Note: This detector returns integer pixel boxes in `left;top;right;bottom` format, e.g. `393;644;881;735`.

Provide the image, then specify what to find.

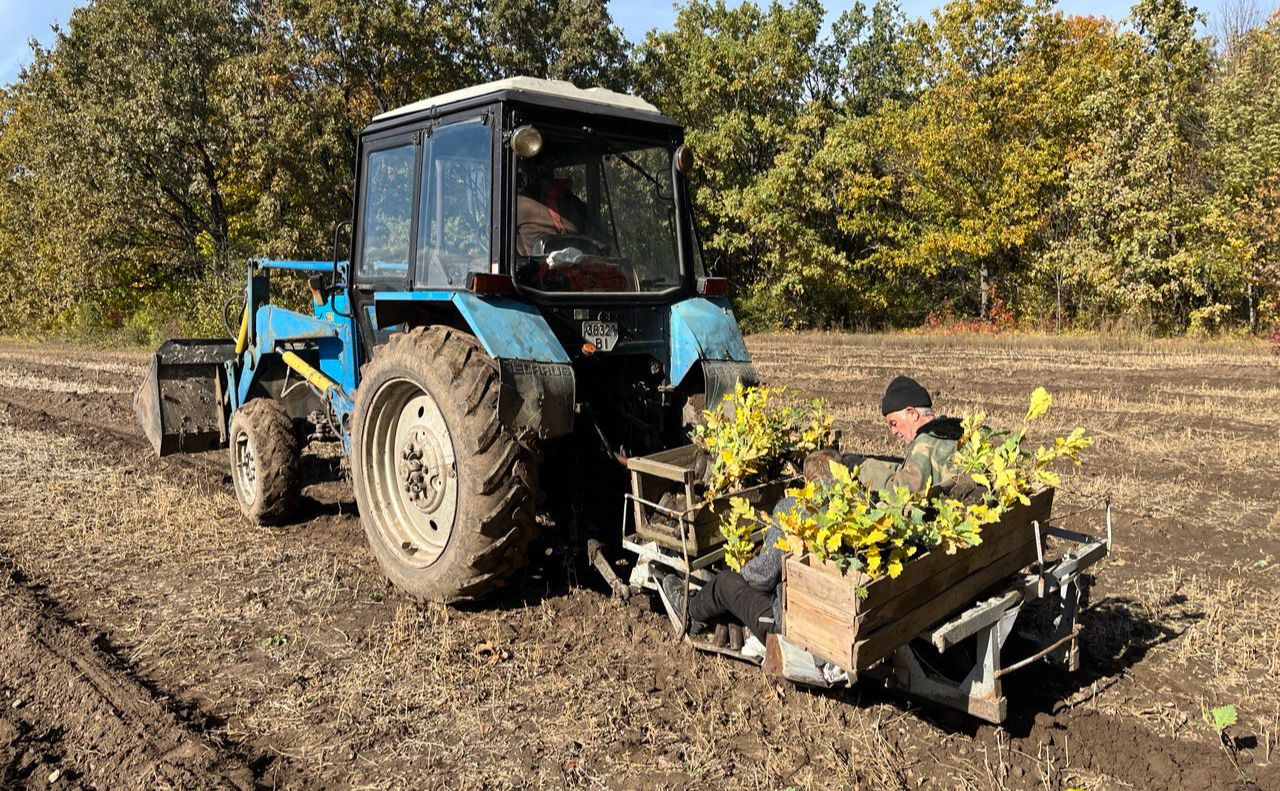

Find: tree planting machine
136;77;1110;723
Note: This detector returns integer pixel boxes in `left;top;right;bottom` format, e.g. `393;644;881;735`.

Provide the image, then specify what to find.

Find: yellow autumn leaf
1025;387;1051;422
830;460;853;484
863;528;889;546
1034;468;1061;487
865;547;881;574
886;549;905;578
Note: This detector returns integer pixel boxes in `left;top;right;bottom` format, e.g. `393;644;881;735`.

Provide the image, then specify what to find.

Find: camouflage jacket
855;416;964;495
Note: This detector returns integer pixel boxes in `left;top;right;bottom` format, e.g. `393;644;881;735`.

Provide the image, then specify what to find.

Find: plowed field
0;333;1276;790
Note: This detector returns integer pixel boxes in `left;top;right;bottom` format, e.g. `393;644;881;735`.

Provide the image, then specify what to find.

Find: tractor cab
351;76;694;303
349;77;752;456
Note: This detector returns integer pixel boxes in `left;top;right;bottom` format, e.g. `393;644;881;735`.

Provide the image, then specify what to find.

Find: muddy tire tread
230;398;301;525
351;326;540;603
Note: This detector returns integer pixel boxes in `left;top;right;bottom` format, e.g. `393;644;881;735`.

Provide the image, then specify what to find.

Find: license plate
582;321;619;352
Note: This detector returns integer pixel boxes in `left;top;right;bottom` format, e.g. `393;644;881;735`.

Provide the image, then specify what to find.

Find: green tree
1202;11;1280;330
1058;0;1216;330
0;0;634;338
475;0;632;89
233;0;479;262
0;0;254;337
824;0;1110;322
636;0;864;328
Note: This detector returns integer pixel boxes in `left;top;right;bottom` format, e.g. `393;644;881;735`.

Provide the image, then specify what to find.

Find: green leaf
1208;704;1238;730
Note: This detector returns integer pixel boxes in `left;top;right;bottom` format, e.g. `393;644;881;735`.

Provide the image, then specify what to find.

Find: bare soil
0;333;1277;790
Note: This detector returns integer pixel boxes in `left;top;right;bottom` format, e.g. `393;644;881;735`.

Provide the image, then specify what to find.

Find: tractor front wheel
229;398;302;525
351;326;539;603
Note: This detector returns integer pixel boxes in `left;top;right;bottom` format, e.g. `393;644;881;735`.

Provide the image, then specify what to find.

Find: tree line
0;0;1277;339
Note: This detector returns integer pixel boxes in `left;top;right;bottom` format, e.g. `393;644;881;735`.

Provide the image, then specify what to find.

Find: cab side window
359;142;416;279
417;120;491;287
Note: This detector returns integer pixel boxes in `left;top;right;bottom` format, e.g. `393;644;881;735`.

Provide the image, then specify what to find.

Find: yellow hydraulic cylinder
280;351;336;394
234;304;250;355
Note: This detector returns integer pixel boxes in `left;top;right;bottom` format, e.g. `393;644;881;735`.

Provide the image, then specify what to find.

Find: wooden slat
634;478;793;554
853;517;1038;634
783;519;1034;642
873;489;1050;608
780;488;1055;675
850;541;1038;671
627;444;701;480
783;595;856;667
853;488;1052;613
784;556;861;612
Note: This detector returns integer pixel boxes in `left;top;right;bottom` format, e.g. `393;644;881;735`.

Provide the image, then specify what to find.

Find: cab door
350;129;422;362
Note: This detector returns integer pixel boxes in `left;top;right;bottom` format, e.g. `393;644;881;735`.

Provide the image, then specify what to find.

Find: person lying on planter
845;376;963;495
661;449;842;641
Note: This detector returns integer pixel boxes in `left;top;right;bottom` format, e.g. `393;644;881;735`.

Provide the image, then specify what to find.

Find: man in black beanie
849;376;964;494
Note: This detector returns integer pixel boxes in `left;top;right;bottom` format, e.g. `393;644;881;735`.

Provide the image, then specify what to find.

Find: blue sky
0;0;1178;86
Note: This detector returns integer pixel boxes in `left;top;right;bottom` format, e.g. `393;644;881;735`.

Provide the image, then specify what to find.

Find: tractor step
134;339;237;456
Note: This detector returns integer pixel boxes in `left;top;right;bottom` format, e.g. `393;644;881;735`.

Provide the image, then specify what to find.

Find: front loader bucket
134;339;237;456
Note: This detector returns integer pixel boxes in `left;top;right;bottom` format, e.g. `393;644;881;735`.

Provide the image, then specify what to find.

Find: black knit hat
881;376;932;415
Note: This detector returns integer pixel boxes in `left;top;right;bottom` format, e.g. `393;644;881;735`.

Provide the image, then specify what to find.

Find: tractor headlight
511;125;543;159
674;144;695;173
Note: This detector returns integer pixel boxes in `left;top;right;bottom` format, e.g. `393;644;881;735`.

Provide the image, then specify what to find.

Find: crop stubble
0;334;1276;790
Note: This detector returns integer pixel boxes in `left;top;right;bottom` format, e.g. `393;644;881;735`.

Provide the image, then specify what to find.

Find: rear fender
372;292;575;442
669;296;757;408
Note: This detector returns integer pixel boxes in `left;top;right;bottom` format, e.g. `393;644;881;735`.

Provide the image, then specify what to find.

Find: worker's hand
840;452;867;469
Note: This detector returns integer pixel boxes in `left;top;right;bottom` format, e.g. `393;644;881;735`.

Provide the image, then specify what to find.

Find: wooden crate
781;488;1054;673
628;444;795;555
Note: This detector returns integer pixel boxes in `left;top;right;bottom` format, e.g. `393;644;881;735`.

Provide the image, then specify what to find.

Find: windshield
514;132;683;294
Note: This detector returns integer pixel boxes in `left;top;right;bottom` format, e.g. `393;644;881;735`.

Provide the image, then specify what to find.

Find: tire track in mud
0;563;256;790
0;385;262;788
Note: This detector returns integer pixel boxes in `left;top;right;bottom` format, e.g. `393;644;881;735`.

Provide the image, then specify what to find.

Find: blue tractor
135;77;758;602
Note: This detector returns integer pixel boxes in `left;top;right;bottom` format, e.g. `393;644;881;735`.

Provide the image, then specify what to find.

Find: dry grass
0;348;145;377
0;365;132;395
0;332;1277;788
0;416;934;788
759;328;1276;356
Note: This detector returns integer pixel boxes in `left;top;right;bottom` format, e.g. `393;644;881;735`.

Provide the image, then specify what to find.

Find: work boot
660;574;707;635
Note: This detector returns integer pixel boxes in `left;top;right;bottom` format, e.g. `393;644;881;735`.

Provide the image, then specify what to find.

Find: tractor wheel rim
232;428;256;503
366;378;458;567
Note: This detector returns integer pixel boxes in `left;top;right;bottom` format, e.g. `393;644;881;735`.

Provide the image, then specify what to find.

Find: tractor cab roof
366;76;677;133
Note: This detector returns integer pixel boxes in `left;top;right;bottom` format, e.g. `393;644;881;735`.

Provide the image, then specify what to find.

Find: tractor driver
515;155;630;291
515;157;603;258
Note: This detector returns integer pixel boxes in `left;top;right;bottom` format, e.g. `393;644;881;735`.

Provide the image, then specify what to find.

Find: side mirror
332;219;352;289
674;144;695;174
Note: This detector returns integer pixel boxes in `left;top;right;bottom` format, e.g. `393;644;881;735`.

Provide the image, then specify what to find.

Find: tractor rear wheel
229;398;302;525
351;326;539;603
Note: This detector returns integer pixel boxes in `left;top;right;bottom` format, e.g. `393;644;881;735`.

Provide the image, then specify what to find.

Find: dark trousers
687;570;776;642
